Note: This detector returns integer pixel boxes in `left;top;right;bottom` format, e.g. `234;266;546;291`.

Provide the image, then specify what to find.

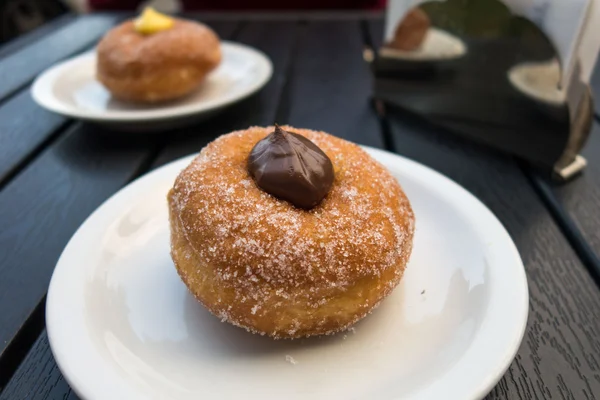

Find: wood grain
551;123;600;249
0;19;243;363
0;19;385;399
390;110;600;400
0;333;79;400
591;62;600;118
552;45;600;273
0;90;68;184
0;14;75;59
369;18;600;399
285;20;383;148
0;19;237;190
544;123;600;273
0;18;250;397
0;123;159;362
557;48;600;264
0;14;134;186
0;20;295;398
0;14;123;102
2;15;600;400
151;20;296;168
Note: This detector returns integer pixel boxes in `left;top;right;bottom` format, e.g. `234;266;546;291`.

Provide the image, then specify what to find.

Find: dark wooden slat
0;14;122;102
0;123;159;364
386;110;600;400
0;14;75;59
153;19;384;163
5;14;598;400
388;108;600;399
0;18;384;399
187;19;240;38
0;333;78;400
0;20;238;190
591;62;600;118
285;20;383;148
0;19;293;399
368;18;600;399
542;123;600;278
151;20;296;167
0;17;241;370
0;90;68;184
0;14;133;186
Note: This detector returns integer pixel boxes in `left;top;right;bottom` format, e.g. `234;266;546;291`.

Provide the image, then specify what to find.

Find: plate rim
31;41;273;122
507;59;565;106
46;147;529;400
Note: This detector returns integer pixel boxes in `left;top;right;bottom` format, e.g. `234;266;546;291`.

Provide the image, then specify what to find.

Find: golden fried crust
168;126;415;338
96;19;221;102
389;8;430;51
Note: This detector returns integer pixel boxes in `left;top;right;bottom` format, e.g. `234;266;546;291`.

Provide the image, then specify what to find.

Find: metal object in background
371;0;595;180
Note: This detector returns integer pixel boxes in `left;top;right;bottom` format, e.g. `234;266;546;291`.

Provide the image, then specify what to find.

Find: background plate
31;42;272;130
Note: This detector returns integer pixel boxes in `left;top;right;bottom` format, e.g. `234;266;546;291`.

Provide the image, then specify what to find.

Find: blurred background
0;0;387;45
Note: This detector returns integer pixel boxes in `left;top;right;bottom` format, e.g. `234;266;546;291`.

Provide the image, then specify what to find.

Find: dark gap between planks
0;121;167;394
0;20;247;384
0;36;112;185
229;20;248;40
122;20;246;179
0;15;130;108
358;19;397;153
0;20;300;383
1;19;320;399
0;16;132;191
0;14;75;59
0;19;296;386
2;15;600;400
0;296;45;392
0;119;74;191
273;21;305;123
359;16;600;289
521;163;600;287
0;18;237;388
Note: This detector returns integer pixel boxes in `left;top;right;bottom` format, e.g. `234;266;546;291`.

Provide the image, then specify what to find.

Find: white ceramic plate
31;42;272;130
508;58;565;106
46;147;528;400
379;28;467;61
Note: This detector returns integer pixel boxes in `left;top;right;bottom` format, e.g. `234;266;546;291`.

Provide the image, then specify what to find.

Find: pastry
168;126;415;338
96;7;221;102
387;8;431;51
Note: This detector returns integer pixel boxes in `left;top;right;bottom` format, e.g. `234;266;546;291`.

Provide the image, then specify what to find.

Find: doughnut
96;9;221;103
168;126;415;338
388;8;431;51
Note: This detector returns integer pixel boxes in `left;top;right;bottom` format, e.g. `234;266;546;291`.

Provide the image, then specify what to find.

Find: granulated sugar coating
168;126;415;339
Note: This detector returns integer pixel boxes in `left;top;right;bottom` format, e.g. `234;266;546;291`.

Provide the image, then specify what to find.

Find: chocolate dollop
248;126;335;209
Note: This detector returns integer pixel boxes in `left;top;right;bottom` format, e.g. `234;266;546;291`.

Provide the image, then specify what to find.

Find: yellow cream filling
134;7;174;34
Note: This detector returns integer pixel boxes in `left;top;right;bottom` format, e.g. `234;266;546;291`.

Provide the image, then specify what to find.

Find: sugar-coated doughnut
168;126;415;338
97;17;221;102
388;8;430;51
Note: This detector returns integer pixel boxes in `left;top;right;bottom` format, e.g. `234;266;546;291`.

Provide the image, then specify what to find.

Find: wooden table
1;12;600;400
